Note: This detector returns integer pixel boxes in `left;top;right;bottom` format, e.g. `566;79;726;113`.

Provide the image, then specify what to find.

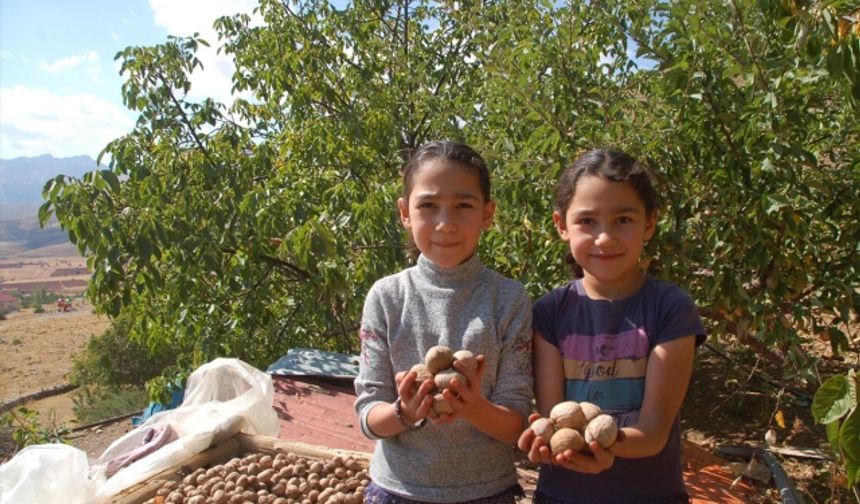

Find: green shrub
71;314;180;393
0;407;69;460
27;286;47;313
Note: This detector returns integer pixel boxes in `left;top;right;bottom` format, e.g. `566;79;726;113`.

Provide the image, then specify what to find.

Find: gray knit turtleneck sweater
354;254;533;503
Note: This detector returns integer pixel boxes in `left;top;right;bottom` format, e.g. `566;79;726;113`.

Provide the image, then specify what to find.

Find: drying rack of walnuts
110;434;371;504
529;401;619;456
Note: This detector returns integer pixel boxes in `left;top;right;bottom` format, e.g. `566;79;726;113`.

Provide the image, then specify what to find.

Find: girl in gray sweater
354;141;534;503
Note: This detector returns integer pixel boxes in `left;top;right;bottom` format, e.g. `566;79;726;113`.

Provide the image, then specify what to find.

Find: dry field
0;242;91;294
0;305;110;414
0;244;108;424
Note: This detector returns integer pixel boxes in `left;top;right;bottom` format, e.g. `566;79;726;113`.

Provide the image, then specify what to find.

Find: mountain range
0;154;97;206
0;154;98;254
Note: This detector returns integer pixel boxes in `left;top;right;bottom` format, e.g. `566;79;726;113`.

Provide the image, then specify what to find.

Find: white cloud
0;50;14;60
37;51;102;83
0;85;135;159
148;0;259;37
147;0;261;104
37;50;98;73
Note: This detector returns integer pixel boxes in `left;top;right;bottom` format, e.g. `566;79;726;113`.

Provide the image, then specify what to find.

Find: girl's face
398;158;495;269
553;174;657;299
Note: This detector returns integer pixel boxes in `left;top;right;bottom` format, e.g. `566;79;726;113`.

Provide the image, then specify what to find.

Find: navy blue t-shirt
532;277;705;503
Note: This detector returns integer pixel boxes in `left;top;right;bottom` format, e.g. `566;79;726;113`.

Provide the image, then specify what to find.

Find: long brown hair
554;149;660;277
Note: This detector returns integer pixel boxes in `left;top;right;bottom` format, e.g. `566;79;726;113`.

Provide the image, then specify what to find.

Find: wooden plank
769;446;831;460
235;433;372;467
716;444;831;461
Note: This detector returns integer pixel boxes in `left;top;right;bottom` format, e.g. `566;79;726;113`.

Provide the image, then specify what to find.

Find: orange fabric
683;440;760;503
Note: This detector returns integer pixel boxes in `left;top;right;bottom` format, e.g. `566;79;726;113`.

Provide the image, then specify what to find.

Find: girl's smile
553;174;656;300
398;158;495;269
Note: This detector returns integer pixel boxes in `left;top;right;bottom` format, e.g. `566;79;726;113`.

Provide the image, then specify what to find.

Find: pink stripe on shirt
557;327;650;361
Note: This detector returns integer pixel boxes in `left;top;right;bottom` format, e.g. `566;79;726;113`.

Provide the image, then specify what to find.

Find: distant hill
0;154;98;254
0;154;97;205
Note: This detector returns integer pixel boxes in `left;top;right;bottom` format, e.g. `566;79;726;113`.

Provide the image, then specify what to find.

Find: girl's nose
594;231;613;246
436;211;456;232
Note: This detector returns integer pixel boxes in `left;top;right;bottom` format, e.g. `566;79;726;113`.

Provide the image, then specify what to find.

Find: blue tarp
266;348;360;379
131;382;185;426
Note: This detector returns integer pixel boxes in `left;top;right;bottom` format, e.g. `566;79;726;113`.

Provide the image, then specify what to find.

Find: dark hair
402;140;491;201
554;149;660;277
401;140;491;259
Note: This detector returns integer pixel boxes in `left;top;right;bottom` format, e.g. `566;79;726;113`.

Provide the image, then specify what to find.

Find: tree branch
698;307;785;367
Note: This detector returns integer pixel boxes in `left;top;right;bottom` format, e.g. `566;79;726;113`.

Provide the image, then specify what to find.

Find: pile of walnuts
146;451;369;504
529;401;619;455
409;345;478;417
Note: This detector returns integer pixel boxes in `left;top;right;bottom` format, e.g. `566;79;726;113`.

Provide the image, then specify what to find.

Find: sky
0;0;260;160
0;1;652;162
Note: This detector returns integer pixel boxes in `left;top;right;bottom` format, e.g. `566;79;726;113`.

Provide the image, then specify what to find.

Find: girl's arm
445;356;526;445
446;288;535;445
522;334;695;470
534;330;565;416
457;400;525;445
355;287;436;439
517;331;565;462
365;374;435;438
614;335;696;458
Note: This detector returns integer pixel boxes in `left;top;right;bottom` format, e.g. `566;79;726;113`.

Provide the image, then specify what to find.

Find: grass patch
72;386;148;425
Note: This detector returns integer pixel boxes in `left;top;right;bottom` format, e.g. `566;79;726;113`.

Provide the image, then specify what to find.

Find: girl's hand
553;430;626;473
518;416;626;470
441;354;486;416
427;409;458;425
396;370;435;425
517;413;555;464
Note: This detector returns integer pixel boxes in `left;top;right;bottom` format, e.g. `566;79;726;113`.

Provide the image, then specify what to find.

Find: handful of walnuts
529;401;619;456
408;345;478;417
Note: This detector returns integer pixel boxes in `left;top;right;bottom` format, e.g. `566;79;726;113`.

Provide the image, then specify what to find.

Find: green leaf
848;463;860;491
101;170;121;193
840;407;860;486
137;237;153;263
765;195;790;214
826;420;841;455
812;373;856;424
38;202;53;227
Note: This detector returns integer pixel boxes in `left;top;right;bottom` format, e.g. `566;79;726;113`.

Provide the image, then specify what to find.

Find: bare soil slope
0;305;110;406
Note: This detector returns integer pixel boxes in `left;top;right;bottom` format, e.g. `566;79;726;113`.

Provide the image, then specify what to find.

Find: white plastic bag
0;443;99;504
0;358;279;503
93;358;279;500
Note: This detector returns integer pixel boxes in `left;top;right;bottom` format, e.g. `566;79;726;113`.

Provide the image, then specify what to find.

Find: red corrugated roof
272;375;375;453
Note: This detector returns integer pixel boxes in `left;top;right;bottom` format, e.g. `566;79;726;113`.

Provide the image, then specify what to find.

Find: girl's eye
418;202;436;209
618;216;633;224
575;218;594;226
457;203;475;209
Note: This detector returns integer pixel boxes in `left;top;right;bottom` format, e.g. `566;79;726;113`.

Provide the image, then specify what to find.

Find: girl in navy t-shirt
518;149;705;504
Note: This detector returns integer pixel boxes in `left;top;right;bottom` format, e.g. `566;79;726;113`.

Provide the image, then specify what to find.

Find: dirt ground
0;248;119;457
0;304;110;407
682;344;850;503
